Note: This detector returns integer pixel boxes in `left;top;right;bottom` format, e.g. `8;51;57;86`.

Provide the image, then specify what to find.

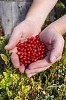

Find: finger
11;53;20;68
25;66;50;75
56;55;62;61
19;65;25;73
27;73;36;78
28;56;51;70
26;55;62;77
10;48;20;68
50;37;64;63
46;44;52;51
4;29;22;50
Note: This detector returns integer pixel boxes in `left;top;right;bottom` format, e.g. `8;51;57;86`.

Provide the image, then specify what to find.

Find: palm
40;27;64;62
6;20;41;73
25;27;64;78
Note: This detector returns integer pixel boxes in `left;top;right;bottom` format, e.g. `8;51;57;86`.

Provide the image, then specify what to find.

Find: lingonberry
19;55;23;59
27;60;31;64
20;62;22;66
34;49;37;53
27;57;30;60
16;35;46;67
16;51;21;55
24;52;27;56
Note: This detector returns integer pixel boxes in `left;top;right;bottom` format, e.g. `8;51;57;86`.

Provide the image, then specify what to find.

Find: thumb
5;40;17;50
50;43;63;63
50;49;58;63
4;29;21;50
50;34;64;63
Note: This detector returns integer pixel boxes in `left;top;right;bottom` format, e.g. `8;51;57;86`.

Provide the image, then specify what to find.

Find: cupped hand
4;20;41;72
25;26;64;78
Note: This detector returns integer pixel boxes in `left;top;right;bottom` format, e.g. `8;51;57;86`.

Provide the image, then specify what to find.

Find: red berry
16;35;46;67
27;57;30;60
24;63;28;67
38;52;41;55
27;60;31;64
17;47;21;51
20;43;24;47
27;53;31;57
20;62;22;66
23;57;26;61
19;55;23;59
27;51;31;54
40;55;44;59
34;49;37;53
24;52;27;56
17;52;21;55
23;49;26;52
24;61;28;64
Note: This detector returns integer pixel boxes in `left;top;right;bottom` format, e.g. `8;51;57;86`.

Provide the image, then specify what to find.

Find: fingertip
50;55;56;63
4;44;14;50
4;44;9;50
11;52;20;68
19;65;25;73
27;75;31;78
14;65;19;69
27;73;36;78
25;69;30;74
5;39;17;50
13;62;20;69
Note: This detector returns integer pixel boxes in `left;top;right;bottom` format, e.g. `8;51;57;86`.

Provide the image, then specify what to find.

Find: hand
25;26;64;78
5;20;41;72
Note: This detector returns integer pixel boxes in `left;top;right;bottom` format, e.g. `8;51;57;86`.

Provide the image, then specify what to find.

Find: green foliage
55;1;66;18
0;36;66;100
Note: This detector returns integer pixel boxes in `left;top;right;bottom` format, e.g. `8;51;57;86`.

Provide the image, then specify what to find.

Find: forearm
50;14;66;35
25;0;58;28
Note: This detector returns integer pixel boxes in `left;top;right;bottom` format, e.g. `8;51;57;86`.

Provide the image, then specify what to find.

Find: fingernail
4;45;8;49
27;74;32;78
51;56;56;63
19;65;25;73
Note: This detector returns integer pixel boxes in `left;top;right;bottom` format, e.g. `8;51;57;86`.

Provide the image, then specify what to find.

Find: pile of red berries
16;35;46;67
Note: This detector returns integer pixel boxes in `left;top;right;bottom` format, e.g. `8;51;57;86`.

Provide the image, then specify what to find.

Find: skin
4;0;65;77
49;14;66;35
5;20;41;71
25;15;66;78
25;0;58;27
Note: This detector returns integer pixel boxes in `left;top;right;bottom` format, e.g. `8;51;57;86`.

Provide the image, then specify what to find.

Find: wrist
23;19;41;35
25;18;42;31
